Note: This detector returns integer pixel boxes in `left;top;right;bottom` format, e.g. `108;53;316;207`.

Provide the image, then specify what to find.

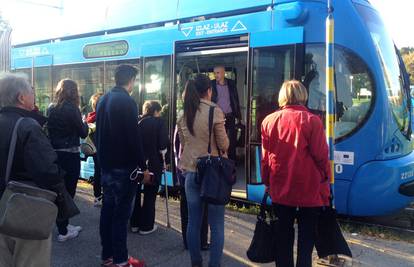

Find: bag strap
5;117;25;184
207;106;214;155
258;191;269;220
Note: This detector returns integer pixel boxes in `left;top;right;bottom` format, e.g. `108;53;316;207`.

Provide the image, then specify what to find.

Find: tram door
174;36;249;198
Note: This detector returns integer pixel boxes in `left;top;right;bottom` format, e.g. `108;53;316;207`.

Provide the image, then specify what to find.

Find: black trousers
56;151;80;235
180;185;208;249
273;204;320;267
225;114;237;162
130;184;158;231
92;154;102;198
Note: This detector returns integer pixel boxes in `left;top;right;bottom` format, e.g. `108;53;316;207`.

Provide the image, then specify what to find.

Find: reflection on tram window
303;44;374;139
54;63;104;114
143;56;171;124
105;60;140;109
251;46;294;142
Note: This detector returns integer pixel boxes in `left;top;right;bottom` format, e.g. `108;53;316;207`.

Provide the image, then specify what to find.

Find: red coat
261;105;330;207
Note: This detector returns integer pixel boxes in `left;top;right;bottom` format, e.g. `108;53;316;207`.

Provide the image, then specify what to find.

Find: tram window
34;67;52;115
303;44;374;139
53;63;104;114
143;56;171;123
105;60;140;109
251;46;295;142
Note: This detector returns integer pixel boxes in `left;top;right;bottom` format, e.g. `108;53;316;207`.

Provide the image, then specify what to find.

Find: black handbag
315;195;352;258
246;192;278;263
196;106;236;205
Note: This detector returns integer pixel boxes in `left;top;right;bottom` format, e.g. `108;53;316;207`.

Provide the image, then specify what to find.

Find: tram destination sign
83;40;128;59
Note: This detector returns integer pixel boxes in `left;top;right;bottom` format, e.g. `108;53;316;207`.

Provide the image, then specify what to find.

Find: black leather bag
54;183;80;221
196;106;236;205
315;195;352;258
246;192;278;263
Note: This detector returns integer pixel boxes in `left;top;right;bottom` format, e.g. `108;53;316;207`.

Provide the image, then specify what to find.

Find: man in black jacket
211;65;242;162
96;64;147;267
0;73;65;267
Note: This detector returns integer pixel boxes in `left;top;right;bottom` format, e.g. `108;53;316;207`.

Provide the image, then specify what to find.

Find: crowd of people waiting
0;64;330;267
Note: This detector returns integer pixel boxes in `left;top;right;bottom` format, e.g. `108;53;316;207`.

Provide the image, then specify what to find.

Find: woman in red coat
261;80;330;267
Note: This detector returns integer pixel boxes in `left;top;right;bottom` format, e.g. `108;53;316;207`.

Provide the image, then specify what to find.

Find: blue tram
10;0;414;216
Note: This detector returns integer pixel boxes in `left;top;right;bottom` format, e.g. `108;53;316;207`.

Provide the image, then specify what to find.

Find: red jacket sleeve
261;120;270;186
309;116;331;182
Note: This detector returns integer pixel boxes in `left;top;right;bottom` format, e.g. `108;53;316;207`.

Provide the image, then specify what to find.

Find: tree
401;47;414;85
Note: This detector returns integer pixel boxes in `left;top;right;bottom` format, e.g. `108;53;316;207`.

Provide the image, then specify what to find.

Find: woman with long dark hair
177;74;229;267
48;79;89;242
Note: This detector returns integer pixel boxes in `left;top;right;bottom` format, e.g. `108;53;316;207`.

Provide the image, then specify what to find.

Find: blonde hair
278;80;308;107
89;92;103;111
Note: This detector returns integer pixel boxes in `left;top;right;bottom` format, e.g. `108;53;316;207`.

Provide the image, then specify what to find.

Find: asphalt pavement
50;183;414;267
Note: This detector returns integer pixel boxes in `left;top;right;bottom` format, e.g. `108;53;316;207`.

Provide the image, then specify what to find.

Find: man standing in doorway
212;65;242;162
96;64;147;267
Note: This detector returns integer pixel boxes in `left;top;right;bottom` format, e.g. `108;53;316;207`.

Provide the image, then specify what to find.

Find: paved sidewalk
51;184;414;267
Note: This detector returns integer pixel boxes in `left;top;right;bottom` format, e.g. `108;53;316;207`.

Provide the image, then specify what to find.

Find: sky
0;0;413;48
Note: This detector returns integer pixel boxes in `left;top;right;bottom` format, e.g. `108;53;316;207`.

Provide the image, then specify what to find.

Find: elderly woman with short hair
261;80;330;267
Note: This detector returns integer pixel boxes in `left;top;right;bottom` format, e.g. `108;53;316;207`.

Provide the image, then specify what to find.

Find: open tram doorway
174;36;249;199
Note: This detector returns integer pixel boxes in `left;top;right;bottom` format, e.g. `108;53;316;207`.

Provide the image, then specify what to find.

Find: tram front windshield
357;5;410;136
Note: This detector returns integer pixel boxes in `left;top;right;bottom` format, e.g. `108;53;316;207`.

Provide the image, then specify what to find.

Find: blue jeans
185;172;225;267
100;169;137;264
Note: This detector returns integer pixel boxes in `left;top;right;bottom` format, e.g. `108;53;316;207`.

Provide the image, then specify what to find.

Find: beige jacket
177;99;229;172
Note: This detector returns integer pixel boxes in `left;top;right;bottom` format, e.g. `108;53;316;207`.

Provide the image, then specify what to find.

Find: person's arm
230;79;242;121
22;120;64;189
69;104;89;138
124;100;145;169
213;108;229;153
309;116;331;181
177;117;185;152
260;120;270;187
157;118;169;152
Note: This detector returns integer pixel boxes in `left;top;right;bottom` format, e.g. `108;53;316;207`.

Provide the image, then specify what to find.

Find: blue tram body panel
10;0;414;216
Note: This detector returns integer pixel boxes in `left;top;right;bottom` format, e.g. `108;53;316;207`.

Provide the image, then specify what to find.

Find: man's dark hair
115;64;138;87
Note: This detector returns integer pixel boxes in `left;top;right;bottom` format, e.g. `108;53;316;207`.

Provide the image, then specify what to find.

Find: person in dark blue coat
47;79;88;242
95;64;147;267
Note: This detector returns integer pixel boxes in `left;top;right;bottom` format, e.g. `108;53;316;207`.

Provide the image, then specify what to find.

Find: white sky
0;0;413;48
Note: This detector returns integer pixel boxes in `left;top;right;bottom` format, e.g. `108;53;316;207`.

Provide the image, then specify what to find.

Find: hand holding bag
0;118;58;240
246;192;278;263
196;106;236;205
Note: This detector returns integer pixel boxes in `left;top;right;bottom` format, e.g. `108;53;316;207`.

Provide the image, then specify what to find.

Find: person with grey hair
0;72;67;267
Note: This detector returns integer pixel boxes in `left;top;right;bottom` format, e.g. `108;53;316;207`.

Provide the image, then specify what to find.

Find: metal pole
326;0;335;208
161;149;171;228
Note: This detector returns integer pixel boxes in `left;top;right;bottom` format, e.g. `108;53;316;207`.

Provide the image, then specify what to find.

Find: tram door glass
142;56;171;123
53;62;104;114
249;45;294;184
104;60;140;109
34;67;52;115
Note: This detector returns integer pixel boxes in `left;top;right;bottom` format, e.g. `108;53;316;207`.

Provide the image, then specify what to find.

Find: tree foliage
401;47;414;85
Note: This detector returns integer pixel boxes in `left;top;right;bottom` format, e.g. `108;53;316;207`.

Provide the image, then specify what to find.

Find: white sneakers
139;225;158;235
131;227;139;233
57;228;79;242
57;224;82;242
67;224;82;232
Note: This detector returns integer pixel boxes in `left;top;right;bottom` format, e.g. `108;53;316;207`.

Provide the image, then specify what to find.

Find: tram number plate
335;164;343;174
